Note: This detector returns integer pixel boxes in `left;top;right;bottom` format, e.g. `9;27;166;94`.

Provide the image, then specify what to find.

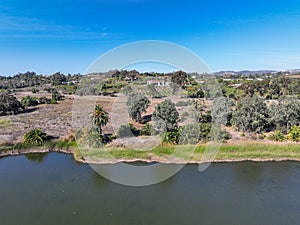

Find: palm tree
91;104;109;135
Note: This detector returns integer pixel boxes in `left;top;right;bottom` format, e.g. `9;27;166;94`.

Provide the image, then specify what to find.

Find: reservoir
0;153;300;225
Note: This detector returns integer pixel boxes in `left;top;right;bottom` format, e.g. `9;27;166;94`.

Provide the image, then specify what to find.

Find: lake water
0;153;300;225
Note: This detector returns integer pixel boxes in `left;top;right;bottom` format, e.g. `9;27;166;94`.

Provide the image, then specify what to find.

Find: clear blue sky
1;0;300;75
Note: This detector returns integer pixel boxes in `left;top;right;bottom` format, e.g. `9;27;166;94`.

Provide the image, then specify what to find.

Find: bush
268;131;286;142
52;91;64;101
117;124;139;138
49;99;57;104
86;127;105;147
39;96;51;104
31;88;39;93
21;96;39;107
179;124;201;144
0;93;24;115
287;126;300;142
162;130;180;144
140;123;154;136
23;129;47;145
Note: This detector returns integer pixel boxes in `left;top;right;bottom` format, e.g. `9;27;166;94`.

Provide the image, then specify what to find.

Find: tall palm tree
91;104;109;135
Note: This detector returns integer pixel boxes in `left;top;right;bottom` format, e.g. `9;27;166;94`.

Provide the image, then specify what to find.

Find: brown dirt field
0;93;252;144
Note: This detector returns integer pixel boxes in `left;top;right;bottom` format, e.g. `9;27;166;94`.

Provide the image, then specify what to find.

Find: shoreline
1;141;300;164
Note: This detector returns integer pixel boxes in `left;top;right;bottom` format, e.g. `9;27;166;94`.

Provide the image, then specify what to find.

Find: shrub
287;126;300;142
23;129;47;145
162;130;180;144
86;127;105;147
0;93;24;115
39;96;51;104
268;131;286;142
179;124;201;144
31;88;39;93
140;123;154;136
49;98;57;104
21;96;39;107
118;124;139;138
52;91;64;101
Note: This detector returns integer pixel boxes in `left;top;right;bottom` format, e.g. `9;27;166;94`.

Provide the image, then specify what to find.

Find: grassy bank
0;140;77;157
75;141;300;163
1;140;300;163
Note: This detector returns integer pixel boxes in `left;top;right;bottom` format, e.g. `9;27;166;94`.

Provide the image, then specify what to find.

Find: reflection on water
0;153;300;225
25;152;48;163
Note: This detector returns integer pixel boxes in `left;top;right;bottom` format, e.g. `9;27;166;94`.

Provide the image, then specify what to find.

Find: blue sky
1;0;300;75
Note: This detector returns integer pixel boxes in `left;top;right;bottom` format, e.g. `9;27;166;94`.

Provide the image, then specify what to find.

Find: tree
51;72;66;85
153;99;179;132
232;96;270;133
0;93;24;115
191;99;212;123
126;94;150;122
211;97;234;126
91;104;109;135
171;70;188;87
23;129;47;145
270;98;300;133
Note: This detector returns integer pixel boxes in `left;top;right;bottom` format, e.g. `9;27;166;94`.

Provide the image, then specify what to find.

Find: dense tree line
0;72;82;89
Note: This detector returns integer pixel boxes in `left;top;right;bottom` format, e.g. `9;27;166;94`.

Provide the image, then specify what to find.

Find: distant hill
212;70;277;76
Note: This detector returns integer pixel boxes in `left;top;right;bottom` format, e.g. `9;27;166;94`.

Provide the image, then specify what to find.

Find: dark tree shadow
141;114;152;124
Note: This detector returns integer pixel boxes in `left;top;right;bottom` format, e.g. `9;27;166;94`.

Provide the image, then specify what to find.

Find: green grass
76;142;300;162
1;140;300;162
0;140;78;154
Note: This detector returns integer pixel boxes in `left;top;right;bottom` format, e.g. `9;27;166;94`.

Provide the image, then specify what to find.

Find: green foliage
210;126;232;141
122;85;133;96
191;99;212;123
153;99;179;132
51;72;66;85
126;94;150;122
117;123;139;138
147;84;164;98
171;70;188;87
287;126;300;142
49;98;57;104
86;126;105;148
51;91;64;101
268;131;286;142
91;104;109;135
179;123;212;144
186;85;205;98
140;123;154;136
39;96;51;104
162;130;180;144
270;98;300;132
21;96;39;107
23;129;47;145
232;96;270;133
211;97;234;125
31;88;39;93
0;93;24;115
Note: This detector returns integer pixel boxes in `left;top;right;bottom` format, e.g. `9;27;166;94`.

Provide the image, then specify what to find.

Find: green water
0;153;300;225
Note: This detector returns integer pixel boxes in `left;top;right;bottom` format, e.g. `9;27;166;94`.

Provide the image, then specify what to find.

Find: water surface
0;153;300;225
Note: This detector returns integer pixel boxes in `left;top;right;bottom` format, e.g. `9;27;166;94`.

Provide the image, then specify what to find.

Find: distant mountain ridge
212;69;300;76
